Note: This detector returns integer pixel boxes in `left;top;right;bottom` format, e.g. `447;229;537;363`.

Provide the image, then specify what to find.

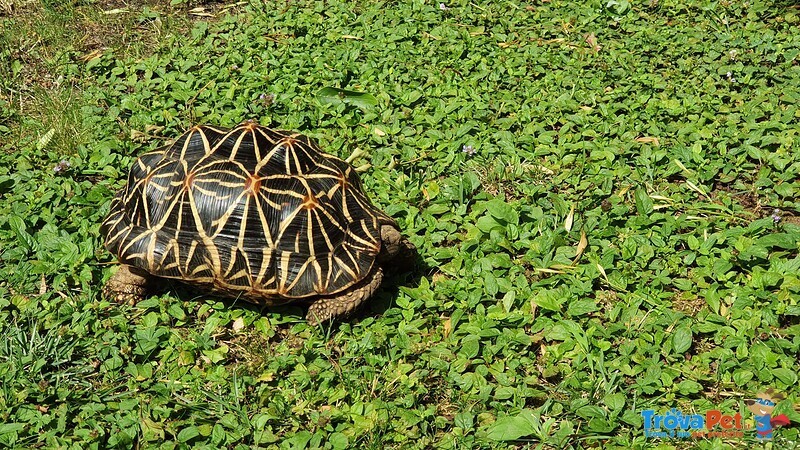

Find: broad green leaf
531;288;565;312
773;368;799;385
454;412;474;430
567;299;598;317
634;188;653;215
177;426;200;442
485;411;537;441
329;432;349;450
476;216;502;232
460;335;480;359
672;325;692;354
756;233;799;250
8;216;35;252
588;417;615;433
316;87;378;109
732;370;754;386
0;423;25;435
603;393;626;413
576;405;606;420
484;272;498;296
485;199;519;225
167;303;187;321
285;430;312;448
712;258;733;276
36;128;55;151
502;291;516;313
676;380;703;394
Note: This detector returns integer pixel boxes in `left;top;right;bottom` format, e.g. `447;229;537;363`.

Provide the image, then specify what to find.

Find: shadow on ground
156;249;430;330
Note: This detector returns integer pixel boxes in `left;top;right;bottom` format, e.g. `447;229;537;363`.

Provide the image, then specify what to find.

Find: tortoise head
378;224;416;268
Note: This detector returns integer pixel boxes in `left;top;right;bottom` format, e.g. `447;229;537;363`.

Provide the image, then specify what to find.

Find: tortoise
101;120;414;325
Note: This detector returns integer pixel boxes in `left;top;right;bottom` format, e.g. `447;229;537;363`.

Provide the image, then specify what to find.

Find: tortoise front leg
306;266;384;325
103;264;154;305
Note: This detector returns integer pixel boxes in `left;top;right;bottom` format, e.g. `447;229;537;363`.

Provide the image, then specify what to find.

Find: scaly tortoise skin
101;120;414;324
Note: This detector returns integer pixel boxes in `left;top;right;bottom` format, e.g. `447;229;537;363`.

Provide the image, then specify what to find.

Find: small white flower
53;159;71;174
258;93;276;106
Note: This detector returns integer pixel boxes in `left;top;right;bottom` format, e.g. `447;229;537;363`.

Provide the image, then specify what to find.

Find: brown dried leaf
189;7;214;17
573;229;588;265
635;136;661;146
565;203;575;232
39;274;47;296
130;129;148;143
81;49;103;62
145;124;165;135
443;317;452;338
232;317;245;332
596;263;610;285
585;33;601;52
256;371;274;382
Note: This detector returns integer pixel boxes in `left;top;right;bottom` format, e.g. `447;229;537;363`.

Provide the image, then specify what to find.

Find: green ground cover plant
1;0;799;448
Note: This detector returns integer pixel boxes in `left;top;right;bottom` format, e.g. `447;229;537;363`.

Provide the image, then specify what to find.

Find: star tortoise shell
101;120;413;323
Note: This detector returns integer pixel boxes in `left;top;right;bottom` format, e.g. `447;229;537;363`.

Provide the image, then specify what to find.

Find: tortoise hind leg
306;267;384;326
103;265;154;305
